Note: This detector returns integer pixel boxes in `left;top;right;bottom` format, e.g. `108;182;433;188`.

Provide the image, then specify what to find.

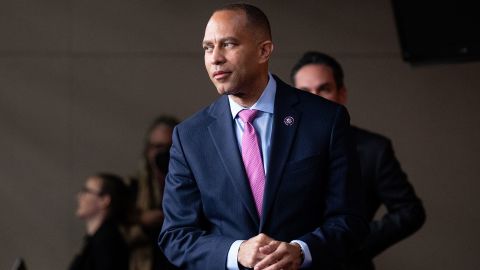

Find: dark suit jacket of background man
344;127;426;270
159;76;369;270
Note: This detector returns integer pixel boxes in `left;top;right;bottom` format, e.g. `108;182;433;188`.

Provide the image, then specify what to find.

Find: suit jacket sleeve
358;140;426;259
158;126;235;270
298;106;369;268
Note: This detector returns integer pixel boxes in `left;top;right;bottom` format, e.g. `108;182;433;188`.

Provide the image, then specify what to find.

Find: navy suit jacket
159;76;368;269
344;127;426;270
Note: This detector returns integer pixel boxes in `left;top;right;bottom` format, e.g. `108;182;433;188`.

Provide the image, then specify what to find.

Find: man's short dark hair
213;3;272;40
291;51;344;89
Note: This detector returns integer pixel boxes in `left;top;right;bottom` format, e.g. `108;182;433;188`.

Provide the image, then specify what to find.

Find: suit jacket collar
260;75;300;229
206;75;301;229
207;96;261;227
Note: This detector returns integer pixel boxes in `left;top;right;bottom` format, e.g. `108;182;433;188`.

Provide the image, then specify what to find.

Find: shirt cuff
227;240;244;270
291;240;312;268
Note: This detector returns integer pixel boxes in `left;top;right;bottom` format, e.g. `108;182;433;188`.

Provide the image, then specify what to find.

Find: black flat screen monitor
392;0;480;64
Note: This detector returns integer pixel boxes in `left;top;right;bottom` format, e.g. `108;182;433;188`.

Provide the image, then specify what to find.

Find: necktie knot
239;109;258;124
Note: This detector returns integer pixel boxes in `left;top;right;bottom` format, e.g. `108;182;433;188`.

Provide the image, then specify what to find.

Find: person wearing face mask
126;115;179;270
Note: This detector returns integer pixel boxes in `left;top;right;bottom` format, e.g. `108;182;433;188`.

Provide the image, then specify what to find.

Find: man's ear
258;40;274;64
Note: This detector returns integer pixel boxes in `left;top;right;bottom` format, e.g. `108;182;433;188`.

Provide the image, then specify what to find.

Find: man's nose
211;47;226;65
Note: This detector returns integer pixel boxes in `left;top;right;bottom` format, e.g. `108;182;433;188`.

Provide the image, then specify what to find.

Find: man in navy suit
159;4;368;270
291;51;426;270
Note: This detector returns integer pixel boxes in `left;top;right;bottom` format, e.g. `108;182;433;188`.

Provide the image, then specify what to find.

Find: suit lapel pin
283;116;294;126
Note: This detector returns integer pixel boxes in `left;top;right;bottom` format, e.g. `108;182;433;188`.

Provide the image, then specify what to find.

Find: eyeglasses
79;186;103;196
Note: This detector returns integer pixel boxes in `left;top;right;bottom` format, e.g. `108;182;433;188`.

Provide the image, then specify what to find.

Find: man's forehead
296;65;334;83
203;10;248;42
206;10;247;31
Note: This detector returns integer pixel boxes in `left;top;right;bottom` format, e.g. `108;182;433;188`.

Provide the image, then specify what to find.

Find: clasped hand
237;233;302;270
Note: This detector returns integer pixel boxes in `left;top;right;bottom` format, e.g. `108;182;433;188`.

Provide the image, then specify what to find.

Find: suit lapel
207;96;260;227
260;78;300;230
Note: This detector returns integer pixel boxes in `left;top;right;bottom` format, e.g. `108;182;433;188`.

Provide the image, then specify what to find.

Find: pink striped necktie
238;109;265;217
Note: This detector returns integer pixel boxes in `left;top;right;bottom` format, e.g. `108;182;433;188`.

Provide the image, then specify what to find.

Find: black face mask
154;150;170;174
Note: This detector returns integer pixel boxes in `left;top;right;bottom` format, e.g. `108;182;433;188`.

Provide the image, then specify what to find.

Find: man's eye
223;43;235;48
203;46;213;52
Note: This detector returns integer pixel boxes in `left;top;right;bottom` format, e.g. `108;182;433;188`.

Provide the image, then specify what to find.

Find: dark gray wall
1;1;479;269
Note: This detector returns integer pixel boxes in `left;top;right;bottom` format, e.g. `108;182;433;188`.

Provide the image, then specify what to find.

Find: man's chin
216;85;239;96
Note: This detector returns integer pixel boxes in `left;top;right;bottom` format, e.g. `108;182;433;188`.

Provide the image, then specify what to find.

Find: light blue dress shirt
226;74;312;269
229;74;275;175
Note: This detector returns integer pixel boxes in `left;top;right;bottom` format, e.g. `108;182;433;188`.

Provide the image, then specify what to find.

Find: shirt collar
229;73;276;119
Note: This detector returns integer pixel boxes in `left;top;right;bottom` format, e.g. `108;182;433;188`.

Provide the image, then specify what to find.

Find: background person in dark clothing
127;115;178;270
69;173;130;270
291;51;426;270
